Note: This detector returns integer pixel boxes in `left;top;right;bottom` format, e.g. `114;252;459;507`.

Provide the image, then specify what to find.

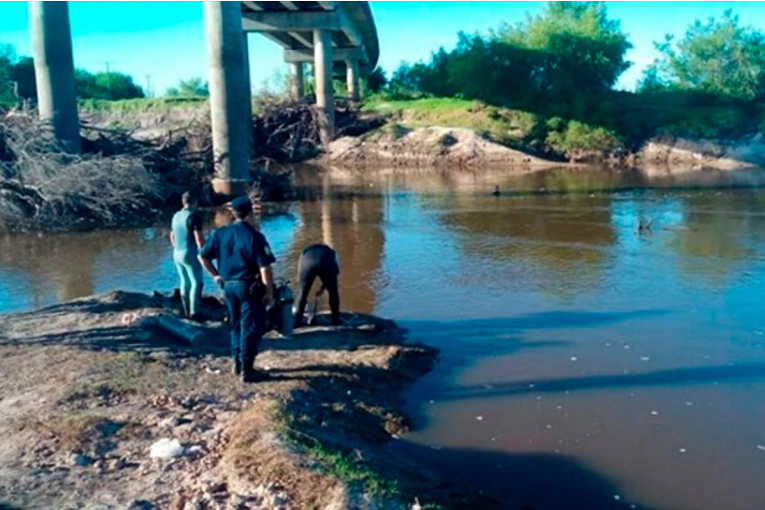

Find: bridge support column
29;1;80;153
313;29;334;147
290;62;305;100
243;32;253;157
346;60;360;102
204;1;250;196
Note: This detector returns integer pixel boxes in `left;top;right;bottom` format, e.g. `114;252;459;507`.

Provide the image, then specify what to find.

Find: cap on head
231;195;253;219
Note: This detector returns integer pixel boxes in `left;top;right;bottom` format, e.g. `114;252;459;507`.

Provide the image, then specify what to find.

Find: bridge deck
241;1;378;74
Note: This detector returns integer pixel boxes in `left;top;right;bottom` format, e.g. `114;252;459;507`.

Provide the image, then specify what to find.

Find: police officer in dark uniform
198;196;276;383
294;243;341;328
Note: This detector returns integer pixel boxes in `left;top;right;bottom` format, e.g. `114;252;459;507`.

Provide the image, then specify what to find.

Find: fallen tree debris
0;99;382;232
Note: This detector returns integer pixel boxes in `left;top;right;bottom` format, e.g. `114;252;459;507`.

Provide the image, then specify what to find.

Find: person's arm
193;229;205;250
190;212;205;249
198;231;223;287
169;231;175;247
255;235;277;305
260;265;274;306
200;256;224;287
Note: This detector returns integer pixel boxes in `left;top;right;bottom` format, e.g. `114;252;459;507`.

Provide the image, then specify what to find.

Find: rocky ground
0;291;498;510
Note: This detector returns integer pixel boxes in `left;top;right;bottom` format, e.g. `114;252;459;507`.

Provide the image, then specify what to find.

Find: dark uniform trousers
224;281;267;370
199;219;276;373
294;244;340;327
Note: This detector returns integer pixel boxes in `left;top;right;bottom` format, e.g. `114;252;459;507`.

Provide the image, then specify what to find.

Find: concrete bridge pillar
346;60;360;102
313;29;334;146
290;62;305;100
243;32;253;157
29;1;80;153
204;1;251;196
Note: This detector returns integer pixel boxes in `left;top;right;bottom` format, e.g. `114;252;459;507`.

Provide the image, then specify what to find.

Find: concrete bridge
27;1;379;196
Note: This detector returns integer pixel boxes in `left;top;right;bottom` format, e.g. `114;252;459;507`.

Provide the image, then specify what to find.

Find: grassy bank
362;95;625;158
362;92;765;162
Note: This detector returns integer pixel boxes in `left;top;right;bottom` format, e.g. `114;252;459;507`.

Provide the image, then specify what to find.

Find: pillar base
211;178;250;198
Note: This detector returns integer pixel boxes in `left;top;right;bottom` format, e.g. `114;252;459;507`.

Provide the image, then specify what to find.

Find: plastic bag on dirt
149;438;184;459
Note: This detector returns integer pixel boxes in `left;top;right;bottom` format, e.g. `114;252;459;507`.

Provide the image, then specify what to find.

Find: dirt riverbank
323;127;765;172
80;107;765;174
0;291;499;509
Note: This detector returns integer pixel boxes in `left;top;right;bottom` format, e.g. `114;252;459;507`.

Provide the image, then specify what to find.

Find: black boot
232;359;242;376
241;368;269;383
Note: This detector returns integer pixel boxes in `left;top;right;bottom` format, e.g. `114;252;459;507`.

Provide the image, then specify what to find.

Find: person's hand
262;290;273;307
214;276;224;288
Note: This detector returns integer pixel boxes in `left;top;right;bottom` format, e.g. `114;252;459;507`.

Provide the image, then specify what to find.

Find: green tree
166;77;209;97
495;1;632;103
642;10;765;99
365;66;387;93
386;1;631;119
11;57;36;99
0;44;17;106
74;69;144;100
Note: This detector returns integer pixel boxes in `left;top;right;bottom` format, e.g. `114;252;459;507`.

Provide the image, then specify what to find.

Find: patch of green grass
275;404;401;499
304;441;400;496
362;96;541;146
78;97;208;113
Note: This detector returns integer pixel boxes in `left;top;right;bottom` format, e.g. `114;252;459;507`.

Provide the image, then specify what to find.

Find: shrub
546;119;624;154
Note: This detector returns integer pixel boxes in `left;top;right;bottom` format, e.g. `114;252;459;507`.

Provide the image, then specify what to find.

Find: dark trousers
224;281;266;369
294;245;340;327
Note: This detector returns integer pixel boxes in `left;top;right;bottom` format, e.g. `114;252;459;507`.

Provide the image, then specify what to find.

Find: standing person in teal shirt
169;192;205;320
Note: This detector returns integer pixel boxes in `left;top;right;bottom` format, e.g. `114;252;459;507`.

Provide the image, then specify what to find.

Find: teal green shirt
171;208;203;255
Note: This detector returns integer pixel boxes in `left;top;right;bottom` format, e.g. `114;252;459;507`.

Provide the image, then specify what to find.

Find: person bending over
169;191;205;320
294;243;341;328
198;196;276;383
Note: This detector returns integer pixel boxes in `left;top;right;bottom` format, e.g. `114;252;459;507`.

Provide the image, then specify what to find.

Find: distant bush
546;119;624;154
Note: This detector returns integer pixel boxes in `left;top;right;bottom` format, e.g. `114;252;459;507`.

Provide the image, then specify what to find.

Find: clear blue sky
1;1;764;96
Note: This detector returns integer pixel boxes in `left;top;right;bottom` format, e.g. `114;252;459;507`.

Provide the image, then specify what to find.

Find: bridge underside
27;0;378;197
241;1;379;76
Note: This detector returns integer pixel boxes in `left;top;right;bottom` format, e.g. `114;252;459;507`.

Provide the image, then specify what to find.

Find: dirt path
0;291;497;510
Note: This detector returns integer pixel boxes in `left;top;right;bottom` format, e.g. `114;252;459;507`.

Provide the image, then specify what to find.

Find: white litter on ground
149;438;184;460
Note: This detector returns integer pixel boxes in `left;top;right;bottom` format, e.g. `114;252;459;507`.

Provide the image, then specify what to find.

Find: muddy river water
3;165;765;509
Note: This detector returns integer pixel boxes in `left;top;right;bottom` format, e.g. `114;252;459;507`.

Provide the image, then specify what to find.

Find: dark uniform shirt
199;222;275;281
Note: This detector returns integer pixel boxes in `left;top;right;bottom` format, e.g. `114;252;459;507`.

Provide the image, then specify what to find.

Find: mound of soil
325;126;562;171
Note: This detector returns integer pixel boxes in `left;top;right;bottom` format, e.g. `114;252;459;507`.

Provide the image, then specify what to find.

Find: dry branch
0;99;381;232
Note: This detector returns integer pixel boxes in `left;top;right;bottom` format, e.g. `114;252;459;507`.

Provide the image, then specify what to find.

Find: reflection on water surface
4;165;765;509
